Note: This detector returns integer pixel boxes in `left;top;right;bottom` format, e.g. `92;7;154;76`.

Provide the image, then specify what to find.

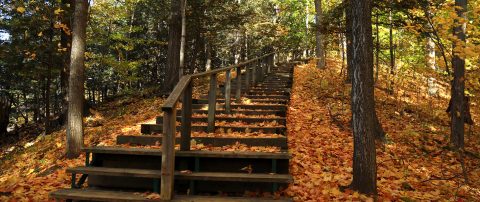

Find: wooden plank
174;172;292;183
161;108;176;199
116;135;288;149
50;189;292;202
235;66;242;102
224;70;231;114
82;147;291;159
141;124;287;134
174;109;286;116
156;116;286;125
181;82;192;151
191;104;288;110
67;167;162;178
207;74;217;133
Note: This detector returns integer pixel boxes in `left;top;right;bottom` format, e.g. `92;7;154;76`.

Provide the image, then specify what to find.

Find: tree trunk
60;0;73;126
315;0;326;68
427;37;436;70
345;0;353;83
375;11;380;83
163;0;184;93
388;2;395;94
66;0;88;159
0;94;11;136
450;0;467;149
348;0;378;195
179;0;187;78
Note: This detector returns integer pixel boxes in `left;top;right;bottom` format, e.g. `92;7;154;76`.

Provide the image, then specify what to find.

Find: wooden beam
161;108;176;200
181;82;192;151
235;67;242;102
207;74;217;133
224;70;231;114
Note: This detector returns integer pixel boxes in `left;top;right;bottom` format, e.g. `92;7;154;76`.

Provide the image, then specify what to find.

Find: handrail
162;53;274;110
159;52;276;200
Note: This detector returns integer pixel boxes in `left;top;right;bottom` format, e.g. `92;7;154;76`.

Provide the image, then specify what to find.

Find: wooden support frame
161;108;177;199
207;74;217;133
245;65;250;90
180;82;192;151
236;67;242;102
224;70;232;114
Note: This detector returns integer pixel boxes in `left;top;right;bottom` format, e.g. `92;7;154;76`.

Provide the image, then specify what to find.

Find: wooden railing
160;52;276;199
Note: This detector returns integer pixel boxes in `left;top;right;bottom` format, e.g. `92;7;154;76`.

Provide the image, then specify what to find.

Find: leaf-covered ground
285;59;480;201
0;96;164;201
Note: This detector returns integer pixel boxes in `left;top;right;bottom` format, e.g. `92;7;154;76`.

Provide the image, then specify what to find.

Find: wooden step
175;109;286;116
192;104;287;110
141;124;286;134
67;166;162;178
156;116;286;125
175;171;292;183
51;189;292;202
193;99;288;104
83;147;291;159
116;135;288;149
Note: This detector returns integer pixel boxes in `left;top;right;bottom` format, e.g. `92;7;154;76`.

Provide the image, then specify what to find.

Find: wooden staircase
50;54;297;201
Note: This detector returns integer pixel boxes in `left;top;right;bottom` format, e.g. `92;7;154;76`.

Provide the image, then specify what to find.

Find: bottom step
50;189;292;202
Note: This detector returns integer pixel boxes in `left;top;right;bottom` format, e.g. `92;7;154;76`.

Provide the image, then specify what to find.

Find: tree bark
315;0;326;68
345;0;353;83
388;2;395;94
179;0;187;78
66;0;88;159
0;94;11;136
60;0;73;126
427;37;436;70
450;0;467;149
348;0;378;195
163;0;184;93
375;11;380;83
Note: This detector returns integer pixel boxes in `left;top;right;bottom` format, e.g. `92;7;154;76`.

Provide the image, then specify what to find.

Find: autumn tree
66;0;89;158
450;0;467;149
347;0;378;195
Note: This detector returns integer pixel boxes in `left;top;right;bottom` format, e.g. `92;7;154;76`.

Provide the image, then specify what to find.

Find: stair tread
83;147;290;159
175;171;293;183
67;166;162;178
142;123;286;129
50;188;292;202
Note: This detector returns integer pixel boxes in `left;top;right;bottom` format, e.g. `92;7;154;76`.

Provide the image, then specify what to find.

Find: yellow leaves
54;8;64;15
54;22;72;35
37;31;43;37
16;6;26;14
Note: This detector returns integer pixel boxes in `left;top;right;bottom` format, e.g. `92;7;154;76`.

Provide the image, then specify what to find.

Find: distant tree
0;93;10;136
450;0;467;149
66;0;89;158
348;0;378;195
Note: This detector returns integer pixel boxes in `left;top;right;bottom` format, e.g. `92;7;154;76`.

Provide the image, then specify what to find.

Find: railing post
235;67;242;102
161;107;177;200
252;62;256;86
181;82;192;151
259;59;264;82
245;65;250;90
207;74;217;133
224;70;231;114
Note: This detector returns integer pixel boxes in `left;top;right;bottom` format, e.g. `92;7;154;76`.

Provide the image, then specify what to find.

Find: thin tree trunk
0;94;11;136
348;0;378;195
345;0;353;83
179;0;187;78
388;2;395;93
450;0;467;149
427;37;436;70
375;11;380;83
315;0;326;68
66;0;88;159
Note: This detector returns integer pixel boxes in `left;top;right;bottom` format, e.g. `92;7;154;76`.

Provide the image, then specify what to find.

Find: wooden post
259;59;264;82
225;70;232;114
180;82;192;151
207;74;217;133
252;63;256;86
245;65;250;90
161;107;177;200
236;67;242;102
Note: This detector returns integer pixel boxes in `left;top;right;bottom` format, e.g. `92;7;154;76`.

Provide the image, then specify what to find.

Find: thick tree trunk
315;0;326;68
0;94;11;136
163;0;184;93
66;0;88;159
348;0;378;195
450;0;467;149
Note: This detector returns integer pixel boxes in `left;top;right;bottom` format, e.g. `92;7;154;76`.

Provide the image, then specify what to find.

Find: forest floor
285;58;480;201
0;58;479;201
